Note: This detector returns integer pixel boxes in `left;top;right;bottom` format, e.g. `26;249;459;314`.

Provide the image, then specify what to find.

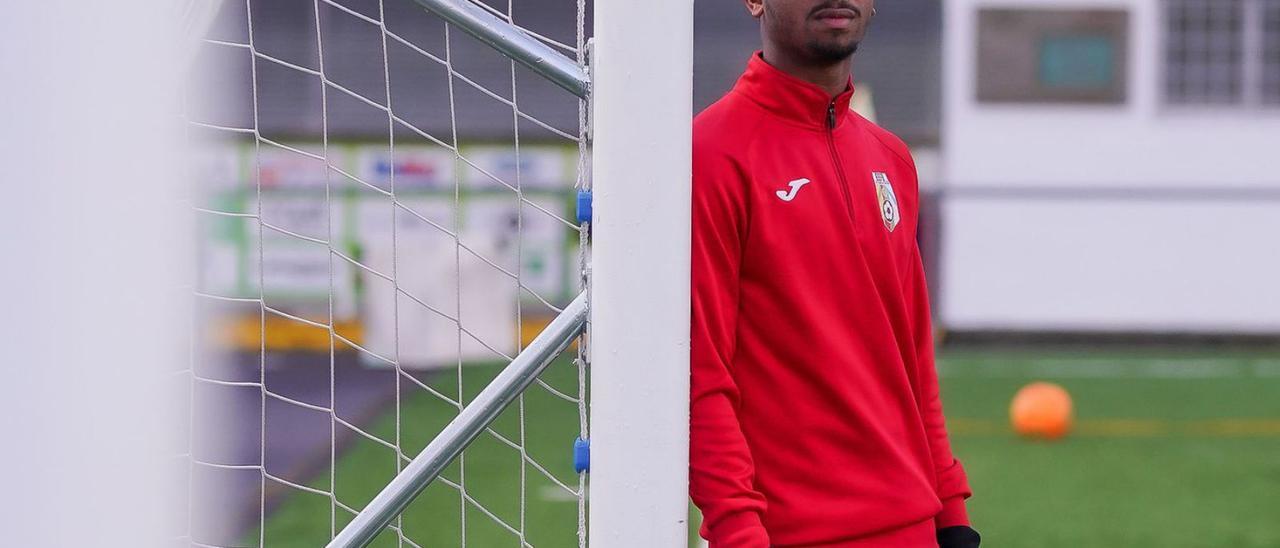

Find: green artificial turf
260;355;585;547
940;348;1280;548
261;347;1280;547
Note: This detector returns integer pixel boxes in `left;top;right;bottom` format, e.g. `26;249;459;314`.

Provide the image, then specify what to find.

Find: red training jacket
690;53;972;547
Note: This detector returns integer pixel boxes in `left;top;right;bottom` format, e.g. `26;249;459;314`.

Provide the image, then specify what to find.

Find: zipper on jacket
825;100;857;225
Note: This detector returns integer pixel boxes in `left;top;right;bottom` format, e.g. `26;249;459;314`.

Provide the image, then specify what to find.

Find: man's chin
805;40;859;63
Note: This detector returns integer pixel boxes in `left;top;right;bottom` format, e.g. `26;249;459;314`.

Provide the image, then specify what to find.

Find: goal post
589;0;694;546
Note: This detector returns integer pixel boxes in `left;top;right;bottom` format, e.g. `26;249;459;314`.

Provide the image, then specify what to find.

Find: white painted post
0;2;182;546
589;0;694;545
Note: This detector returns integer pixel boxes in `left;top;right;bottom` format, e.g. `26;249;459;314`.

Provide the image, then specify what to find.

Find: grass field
261;346;1280;547
260;355;586;548
941;348;1280;547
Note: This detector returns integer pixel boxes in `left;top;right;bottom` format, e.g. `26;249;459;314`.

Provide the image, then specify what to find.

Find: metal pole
327;291;589;548
409;0;590;98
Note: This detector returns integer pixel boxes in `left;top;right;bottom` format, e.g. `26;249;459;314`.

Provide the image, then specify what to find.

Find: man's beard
806;39;859;63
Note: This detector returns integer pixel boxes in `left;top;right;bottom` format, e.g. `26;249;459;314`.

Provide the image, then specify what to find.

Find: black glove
937;526;980;548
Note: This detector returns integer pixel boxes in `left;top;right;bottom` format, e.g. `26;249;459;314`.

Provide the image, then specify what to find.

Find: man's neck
761;46;852;99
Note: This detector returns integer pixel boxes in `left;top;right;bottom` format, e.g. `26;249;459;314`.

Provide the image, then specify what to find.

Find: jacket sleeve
689;146;770;547
908;231;973;528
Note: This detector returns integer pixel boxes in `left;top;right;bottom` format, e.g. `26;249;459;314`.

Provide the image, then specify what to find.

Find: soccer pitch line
948;417;1280;438
938;357;1280;379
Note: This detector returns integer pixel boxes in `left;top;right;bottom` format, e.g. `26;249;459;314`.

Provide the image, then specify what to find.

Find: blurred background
37;0;1273;546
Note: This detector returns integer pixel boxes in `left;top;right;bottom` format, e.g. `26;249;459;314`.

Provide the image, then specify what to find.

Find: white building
941;0;1280;334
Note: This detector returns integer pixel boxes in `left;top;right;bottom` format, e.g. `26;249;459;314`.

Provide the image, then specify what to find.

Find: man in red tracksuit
690;1;979;546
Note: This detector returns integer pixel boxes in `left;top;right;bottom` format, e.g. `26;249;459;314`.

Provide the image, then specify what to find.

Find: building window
1164;0;1280;107
1265;0;1280;104
976;9;1129;104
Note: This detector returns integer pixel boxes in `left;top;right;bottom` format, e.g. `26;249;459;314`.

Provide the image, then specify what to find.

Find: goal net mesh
183;0;591;545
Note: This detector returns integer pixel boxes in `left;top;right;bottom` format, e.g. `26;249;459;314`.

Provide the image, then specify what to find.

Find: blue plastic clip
575;190;593;224
573;437;590;473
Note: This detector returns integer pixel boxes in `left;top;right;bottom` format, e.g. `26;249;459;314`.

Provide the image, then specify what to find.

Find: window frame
1160;0;1280;110
975;7;1131;105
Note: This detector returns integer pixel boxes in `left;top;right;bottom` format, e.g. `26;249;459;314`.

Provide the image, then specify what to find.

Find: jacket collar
732;51;856;130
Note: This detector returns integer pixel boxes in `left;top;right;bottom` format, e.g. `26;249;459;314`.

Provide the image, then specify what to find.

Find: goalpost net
183;0;691;547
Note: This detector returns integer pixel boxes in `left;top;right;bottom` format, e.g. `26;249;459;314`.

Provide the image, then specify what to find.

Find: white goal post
589;0;693;545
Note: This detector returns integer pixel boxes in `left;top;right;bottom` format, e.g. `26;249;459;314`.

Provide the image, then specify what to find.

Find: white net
183;0;591;545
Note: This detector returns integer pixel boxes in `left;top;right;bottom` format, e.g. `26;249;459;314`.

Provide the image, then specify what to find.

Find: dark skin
741;0;877;98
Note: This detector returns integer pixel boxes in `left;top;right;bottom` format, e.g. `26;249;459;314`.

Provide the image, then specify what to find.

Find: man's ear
743;0;765;18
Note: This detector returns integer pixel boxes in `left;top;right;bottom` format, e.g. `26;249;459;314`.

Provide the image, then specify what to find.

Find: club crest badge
872;172;900;232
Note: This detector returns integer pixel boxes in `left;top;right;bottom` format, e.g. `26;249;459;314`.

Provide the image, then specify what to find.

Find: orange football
1010;382;1074;440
